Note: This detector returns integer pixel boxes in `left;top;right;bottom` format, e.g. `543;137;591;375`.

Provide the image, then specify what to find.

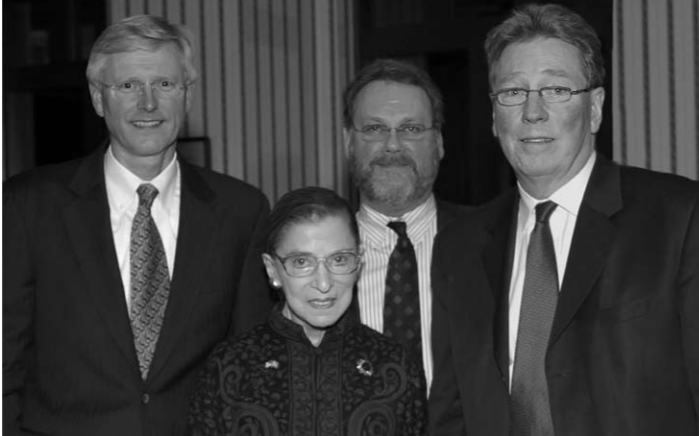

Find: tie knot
387;221;408;238
535;201;557;224
136;183;159;210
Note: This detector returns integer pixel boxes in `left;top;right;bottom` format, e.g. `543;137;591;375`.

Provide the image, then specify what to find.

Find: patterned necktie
510;201;559;436
383;221;422;361
130;183;171;380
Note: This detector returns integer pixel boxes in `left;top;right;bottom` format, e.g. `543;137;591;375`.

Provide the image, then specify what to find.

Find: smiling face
90;43;192;180
491;37;605;198
262;215;359;346
344;81;443;217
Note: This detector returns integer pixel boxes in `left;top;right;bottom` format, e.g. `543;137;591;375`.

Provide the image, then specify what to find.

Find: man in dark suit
429;4;699;436
3;15;272;436
342;59;470;395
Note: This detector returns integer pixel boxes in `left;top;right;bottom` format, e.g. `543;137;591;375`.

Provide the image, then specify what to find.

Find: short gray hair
86;15;197;86
484;3;605;89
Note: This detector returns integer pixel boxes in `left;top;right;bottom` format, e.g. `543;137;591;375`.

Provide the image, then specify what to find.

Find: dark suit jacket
429;156;699;436
436;199;472;234
3;147;272;436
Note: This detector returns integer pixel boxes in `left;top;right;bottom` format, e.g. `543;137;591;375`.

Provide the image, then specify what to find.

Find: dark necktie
130;183;171;380
383;221;422;361
510;201;559;436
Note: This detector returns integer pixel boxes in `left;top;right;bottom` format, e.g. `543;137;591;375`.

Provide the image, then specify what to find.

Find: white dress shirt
356;195;438;393
508;151;596;387
104;146;181;310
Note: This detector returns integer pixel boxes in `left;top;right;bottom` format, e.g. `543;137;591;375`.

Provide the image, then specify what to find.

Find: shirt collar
517;151;596;221
357;195;437;247
104;144;179;213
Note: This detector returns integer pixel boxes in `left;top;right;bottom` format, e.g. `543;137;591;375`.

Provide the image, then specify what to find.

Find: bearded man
342;59;471;395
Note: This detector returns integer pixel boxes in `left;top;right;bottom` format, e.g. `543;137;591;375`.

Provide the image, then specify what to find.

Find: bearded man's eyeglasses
352;124;436;142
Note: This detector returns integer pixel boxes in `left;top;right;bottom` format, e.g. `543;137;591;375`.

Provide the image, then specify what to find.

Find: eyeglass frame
489;86;592;107
272;251;363;278
97;79;189;97
351;123;438;142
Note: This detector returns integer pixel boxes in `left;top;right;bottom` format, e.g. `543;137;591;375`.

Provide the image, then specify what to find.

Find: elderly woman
189;187;426;435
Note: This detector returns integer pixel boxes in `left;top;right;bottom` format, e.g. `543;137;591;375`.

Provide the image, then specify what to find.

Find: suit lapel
63;148;140;373
435;199;463;231
481;189;519;381
146;160;219;381
549;157;622;346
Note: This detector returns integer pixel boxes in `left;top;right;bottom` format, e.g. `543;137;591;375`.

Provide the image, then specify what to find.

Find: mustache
370;153;416;167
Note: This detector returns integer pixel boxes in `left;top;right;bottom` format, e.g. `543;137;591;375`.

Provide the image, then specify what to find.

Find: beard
348;144;441;209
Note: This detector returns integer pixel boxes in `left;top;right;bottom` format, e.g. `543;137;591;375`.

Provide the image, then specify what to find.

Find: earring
271;280;281;288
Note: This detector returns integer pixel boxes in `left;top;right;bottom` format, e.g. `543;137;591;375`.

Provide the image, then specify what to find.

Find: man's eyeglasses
99;80;187;97
273;251;362;278
353;124;436;142
490;86;591;107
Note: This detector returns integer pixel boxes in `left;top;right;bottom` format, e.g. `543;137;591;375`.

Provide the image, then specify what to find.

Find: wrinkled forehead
353;81;433;123
490;37;585;87
102;45;187;79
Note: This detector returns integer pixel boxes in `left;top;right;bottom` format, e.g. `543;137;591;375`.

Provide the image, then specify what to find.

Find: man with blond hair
4;15;271;435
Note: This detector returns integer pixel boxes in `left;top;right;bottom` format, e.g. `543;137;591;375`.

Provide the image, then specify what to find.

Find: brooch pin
264;360;279;369
356;359;373;376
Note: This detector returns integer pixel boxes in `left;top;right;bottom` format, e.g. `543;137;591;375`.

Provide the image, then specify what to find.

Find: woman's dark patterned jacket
189;305;427;436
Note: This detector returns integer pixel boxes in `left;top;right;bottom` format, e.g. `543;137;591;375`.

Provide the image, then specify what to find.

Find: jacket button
141;393;150;404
